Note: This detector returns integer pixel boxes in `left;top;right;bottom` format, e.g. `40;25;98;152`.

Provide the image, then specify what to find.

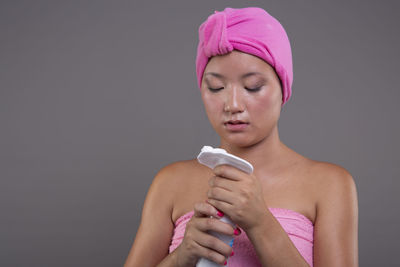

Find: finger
195;217;236;236
209;175;236;191
213;164;245;181
190;239;228;266
193;201;223;218
193;229;233;263
208;186;235;204
207;198;233;220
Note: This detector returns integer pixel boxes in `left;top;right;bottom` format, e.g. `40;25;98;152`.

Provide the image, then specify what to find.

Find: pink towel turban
195;7;293;106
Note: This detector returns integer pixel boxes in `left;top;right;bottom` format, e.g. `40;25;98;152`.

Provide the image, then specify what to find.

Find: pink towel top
169;207;314;266
195;7;293;107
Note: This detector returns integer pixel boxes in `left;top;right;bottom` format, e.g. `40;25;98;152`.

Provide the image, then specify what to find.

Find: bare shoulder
307;161;359;266
153;158;203;187
123;159;203;267
143;159;199;211
308;160;357;199
155;159;212;222
151;159;194;185
306;159;358;225
150;158;208;202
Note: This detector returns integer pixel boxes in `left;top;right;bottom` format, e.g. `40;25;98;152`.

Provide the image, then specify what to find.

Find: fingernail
231;251;234;256
217;210;224;217
224;260;227;265
234;228;240;235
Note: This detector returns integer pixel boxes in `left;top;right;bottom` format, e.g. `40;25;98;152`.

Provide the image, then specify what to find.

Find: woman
124;7;358;267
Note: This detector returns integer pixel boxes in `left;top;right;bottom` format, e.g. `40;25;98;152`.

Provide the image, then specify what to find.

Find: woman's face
200;50;282;147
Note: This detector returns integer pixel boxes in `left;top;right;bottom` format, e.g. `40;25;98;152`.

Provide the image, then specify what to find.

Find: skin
124;50;359;267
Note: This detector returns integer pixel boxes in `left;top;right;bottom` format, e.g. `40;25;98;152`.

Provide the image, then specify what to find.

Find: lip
224;121;249;131
225;119;248;124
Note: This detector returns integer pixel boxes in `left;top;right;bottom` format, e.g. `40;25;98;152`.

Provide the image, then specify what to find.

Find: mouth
223;120;249;131
224;120;249;125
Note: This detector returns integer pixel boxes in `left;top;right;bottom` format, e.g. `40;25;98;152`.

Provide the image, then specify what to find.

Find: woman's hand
206;164;268;232
174;202;237;267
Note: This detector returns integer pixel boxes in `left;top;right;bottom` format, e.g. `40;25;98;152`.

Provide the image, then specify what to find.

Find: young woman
124;7;358;267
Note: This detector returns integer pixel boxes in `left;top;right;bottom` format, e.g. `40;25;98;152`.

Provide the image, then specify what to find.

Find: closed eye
245;86;261;92
208;87;224;92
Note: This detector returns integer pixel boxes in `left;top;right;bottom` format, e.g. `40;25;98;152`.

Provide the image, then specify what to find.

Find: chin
218;127;273;148
220;134;256;148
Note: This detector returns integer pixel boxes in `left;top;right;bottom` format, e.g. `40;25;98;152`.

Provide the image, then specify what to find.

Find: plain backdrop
1;0;399;266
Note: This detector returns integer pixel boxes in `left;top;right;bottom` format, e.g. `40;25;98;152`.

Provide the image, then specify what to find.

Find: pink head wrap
196;7;293;106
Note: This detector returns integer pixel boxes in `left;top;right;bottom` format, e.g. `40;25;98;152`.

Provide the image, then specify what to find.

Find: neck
218;126;290;174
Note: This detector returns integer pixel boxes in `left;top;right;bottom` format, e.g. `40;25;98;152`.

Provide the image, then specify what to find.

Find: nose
224;85;245;113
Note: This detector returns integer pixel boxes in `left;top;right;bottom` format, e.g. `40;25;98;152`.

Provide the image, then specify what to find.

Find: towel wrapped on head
195;7;293;106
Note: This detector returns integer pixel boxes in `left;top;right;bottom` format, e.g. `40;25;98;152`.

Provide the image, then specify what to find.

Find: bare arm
245;213;311;266
123;164;177;267
313;165;359;266
123;162;235;267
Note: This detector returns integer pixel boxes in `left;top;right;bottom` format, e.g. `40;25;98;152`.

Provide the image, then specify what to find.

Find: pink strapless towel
169;207;314;266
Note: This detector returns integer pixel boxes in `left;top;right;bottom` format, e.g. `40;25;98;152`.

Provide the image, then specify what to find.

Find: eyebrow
204;72;263;79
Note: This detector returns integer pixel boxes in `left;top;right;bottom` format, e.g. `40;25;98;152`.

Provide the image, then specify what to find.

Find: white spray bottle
196;146;253;267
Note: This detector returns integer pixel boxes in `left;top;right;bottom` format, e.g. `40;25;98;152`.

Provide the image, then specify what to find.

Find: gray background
1;0;399;266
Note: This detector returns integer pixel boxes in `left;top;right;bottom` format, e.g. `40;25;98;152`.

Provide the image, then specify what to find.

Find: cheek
250;100;268;118
202;93;222;115
249;90;280;119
